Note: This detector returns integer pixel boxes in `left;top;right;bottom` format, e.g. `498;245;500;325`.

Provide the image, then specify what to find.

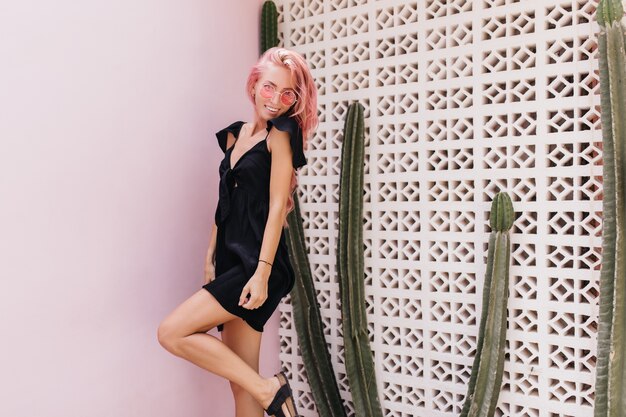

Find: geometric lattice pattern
276;1;603;416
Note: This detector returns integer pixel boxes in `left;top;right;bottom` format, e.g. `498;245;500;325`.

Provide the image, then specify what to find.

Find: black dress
202;115;307;333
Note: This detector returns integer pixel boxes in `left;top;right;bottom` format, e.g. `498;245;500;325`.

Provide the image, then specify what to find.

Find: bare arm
256;128;293;278
238;128;293;309
207;223;217;263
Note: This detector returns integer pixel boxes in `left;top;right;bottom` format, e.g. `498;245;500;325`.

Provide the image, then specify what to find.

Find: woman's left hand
238;273;269;309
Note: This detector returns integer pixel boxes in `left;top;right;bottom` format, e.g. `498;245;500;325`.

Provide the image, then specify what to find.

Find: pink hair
246;47;319;228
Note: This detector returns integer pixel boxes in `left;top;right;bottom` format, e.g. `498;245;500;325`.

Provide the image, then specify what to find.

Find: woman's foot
259;375;281;409
259;373;298;417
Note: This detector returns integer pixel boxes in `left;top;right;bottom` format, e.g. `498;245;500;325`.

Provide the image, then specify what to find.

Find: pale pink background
0;1;281;416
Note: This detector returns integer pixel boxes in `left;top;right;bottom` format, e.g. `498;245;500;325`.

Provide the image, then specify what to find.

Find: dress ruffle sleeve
215;121;245;153
266;115;307;169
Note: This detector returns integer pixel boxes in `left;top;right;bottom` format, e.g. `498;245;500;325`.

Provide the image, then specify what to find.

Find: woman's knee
156;290;226;351
156;297;189;349
157;317;181;353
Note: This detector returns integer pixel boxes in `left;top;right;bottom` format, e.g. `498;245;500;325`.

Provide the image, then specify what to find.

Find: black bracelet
259;259;273;267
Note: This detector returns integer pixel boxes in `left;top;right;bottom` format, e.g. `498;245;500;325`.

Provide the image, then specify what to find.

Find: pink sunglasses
259;82;298;106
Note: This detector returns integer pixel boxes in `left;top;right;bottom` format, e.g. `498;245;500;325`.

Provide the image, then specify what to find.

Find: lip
265;105;279;114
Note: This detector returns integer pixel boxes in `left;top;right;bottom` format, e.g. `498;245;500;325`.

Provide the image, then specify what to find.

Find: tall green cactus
264;1;346;413
460;192;514;417
594;1;626;416
285;194;348;417
338;102;384;417
260;1;278;55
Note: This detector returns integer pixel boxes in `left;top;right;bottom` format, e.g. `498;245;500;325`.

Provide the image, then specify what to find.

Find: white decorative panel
275;1;603;416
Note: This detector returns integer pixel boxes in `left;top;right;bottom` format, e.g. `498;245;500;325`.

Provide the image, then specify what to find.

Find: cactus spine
260;1;278;54
460;192;514;417
338;102;384;417
594;1;626;416
285;194;348;417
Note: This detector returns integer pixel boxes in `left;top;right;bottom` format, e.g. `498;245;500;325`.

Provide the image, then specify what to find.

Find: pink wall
0;1;280;416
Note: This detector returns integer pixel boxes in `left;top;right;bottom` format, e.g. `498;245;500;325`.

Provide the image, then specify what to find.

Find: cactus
337;102;384;417
460;192;514;417
594;1;626;416
285;194;348;417
260;1;278;54
261;1;345;412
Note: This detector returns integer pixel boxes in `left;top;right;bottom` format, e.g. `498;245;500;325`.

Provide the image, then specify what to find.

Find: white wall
276;1;604;416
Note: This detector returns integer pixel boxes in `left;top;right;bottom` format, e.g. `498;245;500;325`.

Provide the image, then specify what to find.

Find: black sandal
264;371;300;417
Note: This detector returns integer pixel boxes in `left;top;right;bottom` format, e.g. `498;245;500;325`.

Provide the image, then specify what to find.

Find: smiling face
252;63;297;121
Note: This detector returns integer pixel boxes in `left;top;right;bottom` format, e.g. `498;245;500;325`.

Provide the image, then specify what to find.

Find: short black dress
202;115;307;333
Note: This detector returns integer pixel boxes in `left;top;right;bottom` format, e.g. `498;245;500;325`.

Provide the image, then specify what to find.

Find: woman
157;46;318;417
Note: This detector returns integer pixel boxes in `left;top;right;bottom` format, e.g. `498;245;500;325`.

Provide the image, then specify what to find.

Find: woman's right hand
204;250;216;285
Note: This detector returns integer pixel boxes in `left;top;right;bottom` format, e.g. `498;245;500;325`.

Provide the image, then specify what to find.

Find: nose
269;92;281;106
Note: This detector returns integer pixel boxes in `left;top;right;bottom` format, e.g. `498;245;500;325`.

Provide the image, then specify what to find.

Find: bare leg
156;289;287;413
221;317;265;417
